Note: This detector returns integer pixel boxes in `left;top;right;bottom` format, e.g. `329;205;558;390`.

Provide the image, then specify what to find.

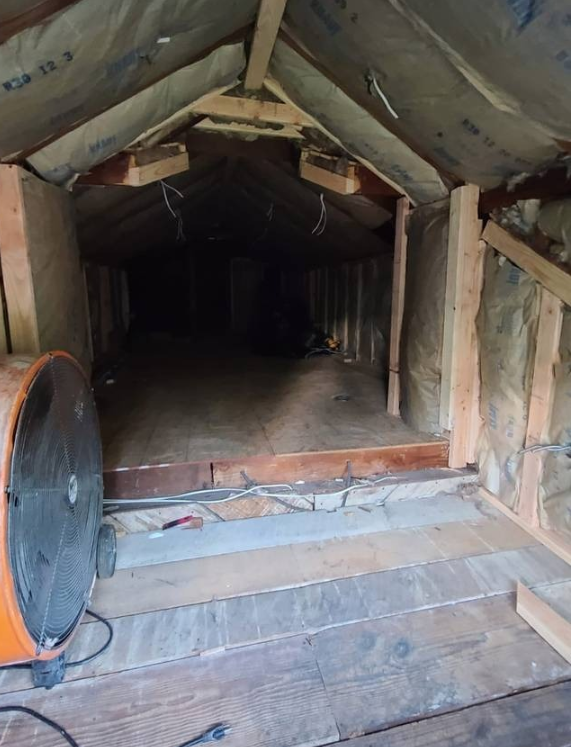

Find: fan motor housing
0;352;102;665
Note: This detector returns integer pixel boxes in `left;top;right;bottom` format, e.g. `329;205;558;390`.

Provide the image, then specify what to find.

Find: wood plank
299;153;359;195
92;515;536;618
482;220;571;306
194;117;304;139
518;289;564;526
244;0;288;90
311;595;571;738
212;442;449;487
114;493;484;570
517;582;571;664
387;197;409;415
0;0;78;43
104;460;212;498
79;147;189;187
0;635;339;747
440;185;481;467
342;681;571;746
466;239;486;463
6;547;568;695
0;165;39;352
0;164;91;368
191;95;313;127
480;487;571;567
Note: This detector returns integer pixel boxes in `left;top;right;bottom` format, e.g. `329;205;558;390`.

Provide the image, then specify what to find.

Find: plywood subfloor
2;493;571;746
98;342;438;469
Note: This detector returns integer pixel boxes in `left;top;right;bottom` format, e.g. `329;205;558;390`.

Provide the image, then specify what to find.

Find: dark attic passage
75;148;441;481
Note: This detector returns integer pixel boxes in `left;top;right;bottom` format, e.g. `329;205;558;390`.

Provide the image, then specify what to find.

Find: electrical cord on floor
103;476;393;512
0;609;113;674
0;706;79;747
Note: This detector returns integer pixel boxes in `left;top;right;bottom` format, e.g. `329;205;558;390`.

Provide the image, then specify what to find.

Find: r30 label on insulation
2;51;74;92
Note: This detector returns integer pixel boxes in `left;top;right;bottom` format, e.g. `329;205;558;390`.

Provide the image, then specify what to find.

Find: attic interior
1;1;571;745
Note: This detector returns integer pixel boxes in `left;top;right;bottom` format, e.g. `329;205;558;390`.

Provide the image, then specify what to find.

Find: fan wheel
0;352;103;665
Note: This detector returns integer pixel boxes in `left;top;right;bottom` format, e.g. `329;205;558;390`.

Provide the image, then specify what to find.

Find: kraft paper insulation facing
476;252;539;509
0;0;257;161
539;308;571;541
284;0;561;188
28;43;246;186
269;40;448;205
389;0;571;142
538;198;571;256
399;201;448;434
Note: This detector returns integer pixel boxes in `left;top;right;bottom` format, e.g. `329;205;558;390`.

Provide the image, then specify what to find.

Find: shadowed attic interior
2;4;571;744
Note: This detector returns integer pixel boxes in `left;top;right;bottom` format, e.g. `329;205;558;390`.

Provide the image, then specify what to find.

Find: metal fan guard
7;355;102;652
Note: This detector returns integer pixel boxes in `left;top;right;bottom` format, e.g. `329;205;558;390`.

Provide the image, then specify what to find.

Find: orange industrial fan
0;352;115;687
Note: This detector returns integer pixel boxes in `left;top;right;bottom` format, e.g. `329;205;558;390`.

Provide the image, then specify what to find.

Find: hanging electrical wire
518;443;571;455
366;69;399;119
311;193;327;236
160;179;186;242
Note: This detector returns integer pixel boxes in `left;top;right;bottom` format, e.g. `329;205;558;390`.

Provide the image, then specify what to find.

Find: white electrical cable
160;179;186;241
518;443;571;455
370;73;399;119
311;193;327;236
103;476;393;510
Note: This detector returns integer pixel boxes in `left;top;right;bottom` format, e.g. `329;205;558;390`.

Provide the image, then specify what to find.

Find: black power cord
0;609;113;674
0;706;79;747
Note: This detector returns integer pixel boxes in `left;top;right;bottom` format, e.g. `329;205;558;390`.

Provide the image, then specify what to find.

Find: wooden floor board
310;594;571;738
115;494;486;570
92;516;536;619
341;681;571;746
4;549;569;696
0;636;339;747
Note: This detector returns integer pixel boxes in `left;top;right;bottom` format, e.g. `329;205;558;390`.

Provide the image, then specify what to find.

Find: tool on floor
162;514;203;530
179;724;232;747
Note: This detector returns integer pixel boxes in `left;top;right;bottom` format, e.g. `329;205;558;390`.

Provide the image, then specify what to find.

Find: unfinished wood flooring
1;493;570;746
99;343;438;469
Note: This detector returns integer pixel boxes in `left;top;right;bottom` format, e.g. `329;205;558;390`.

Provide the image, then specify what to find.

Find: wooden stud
343;264;350;353
244;0;288;90
517;583;571;664
190;95;313;127
354;264;363;361
466;240;487;463
322;267;329;333
518;289;564;526
440;185;481;468
482;220;571;307
387;197;409;416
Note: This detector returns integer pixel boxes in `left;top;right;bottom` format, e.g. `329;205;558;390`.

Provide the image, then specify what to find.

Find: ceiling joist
190;94;313;128
244;0;288;90
193;118;304;140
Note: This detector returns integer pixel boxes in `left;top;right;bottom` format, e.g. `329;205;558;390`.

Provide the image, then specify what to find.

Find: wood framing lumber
440;185;481;468
0;0;78;43
483;219;571;306
480;487;571;567
516;582;571;664
0;164;91;368
245;0;288;90
78;145;189;186
190;95;313;127
387;197;409;416
518;289;564;526
299;151;359;195
354;264;363;361
194;117;303;139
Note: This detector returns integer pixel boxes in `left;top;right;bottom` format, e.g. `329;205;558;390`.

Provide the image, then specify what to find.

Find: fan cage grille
7;355;102;652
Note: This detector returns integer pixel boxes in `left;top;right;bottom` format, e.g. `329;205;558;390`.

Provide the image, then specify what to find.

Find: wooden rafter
190;95;313;127
244;0;288;90
0;0;78;43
